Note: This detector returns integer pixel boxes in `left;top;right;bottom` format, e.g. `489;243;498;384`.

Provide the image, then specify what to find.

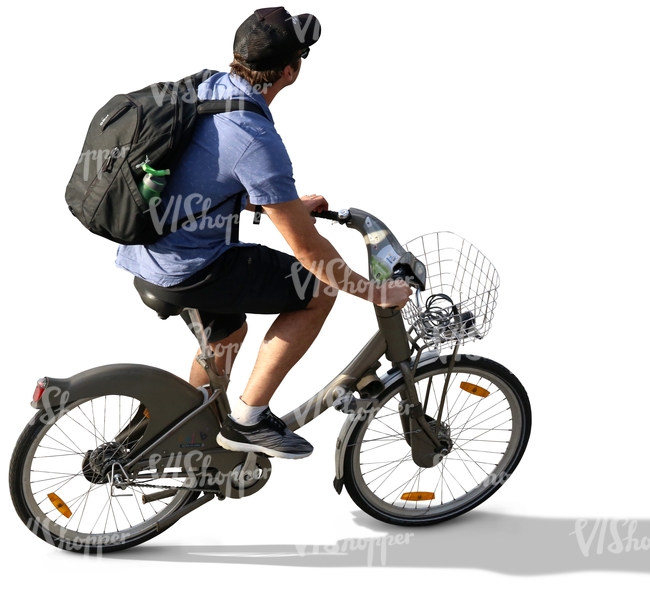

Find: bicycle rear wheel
343;355;531;526
9;394;196;553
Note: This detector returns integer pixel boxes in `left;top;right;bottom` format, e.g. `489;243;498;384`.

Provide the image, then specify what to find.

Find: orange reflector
460;382;490;398
401;492;435;501
143;408;150;419
47;493;72;518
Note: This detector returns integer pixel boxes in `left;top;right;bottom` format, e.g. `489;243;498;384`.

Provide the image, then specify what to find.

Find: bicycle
9;207;531;553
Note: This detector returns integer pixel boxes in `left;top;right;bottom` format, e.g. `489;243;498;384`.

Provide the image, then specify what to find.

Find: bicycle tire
343;355;531;526
9;395;197;553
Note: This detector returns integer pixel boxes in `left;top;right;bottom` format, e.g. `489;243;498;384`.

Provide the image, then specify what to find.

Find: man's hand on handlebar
287;202;413;308
374;279;413;310
300;194;329;216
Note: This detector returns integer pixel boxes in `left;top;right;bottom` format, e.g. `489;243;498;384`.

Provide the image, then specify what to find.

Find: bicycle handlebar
311;208;426;291
311;209;350;224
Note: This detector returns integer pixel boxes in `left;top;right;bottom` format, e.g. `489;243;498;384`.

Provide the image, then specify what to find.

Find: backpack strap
158;99;268;239
196;99;268;119
160;190;247;240
230;192;243;243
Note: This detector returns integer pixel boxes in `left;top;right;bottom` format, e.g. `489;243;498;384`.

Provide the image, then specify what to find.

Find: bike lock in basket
401;232;499;350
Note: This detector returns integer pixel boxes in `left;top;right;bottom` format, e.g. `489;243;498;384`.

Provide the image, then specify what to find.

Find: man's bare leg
215;290;336;458
189;322;248;387
240;289;337;407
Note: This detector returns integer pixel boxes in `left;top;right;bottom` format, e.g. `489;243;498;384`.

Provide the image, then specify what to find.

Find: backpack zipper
83;146;119;197
105;147;121;173
169;91;179;149
99;102;132;133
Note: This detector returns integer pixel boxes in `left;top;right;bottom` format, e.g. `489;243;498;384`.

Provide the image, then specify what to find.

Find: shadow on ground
102;511;650;573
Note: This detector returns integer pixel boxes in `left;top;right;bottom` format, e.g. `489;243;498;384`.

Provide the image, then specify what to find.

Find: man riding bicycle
115;7;412;460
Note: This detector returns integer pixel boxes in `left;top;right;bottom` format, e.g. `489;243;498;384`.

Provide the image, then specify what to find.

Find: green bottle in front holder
139;163;170;204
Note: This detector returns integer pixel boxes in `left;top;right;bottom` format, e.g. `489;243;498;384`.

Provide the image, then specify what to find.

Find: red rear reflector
33;378;48;402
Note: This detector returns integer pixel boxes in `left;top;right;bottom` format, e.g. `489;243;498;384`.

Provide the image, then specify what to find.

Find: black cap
233;7;321;71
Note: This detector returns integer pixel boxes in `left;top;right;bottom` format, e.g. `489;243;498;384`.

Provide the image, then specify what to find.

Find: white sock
230;397;268;426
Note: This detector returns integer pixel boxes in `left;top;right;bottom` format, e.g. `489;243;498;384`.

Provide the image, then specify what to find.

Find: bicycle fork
376;306;454;469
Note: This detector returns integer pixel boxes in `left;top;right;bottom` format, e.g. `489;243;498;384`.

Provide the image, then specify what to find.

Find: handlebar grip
311;210;340;221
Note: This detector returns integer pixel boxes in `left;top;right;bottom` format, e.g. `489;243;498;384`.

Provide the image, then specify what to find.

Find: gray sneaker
216;409;313;459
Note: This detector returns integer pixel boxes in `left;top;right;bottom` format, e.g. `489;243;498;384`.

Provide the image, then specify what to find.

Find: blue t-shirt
115;73;299;286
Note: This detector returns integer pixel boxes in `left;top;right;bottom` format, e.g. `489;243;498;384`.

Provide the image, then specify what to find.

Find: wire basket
401;232;499;351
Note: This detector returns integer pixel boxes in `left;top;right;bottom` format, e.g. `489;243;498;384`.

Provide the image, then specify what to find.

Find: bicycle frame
30;208;448;494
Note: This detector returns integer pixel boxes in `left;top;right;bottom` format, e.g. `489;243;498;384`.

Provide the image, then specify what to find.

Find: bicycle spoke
346;357;530;524
18;394;195;548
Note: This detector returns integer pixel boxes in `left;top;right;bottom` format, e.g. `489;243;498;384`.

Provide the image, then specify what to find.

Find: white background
2;0;649;586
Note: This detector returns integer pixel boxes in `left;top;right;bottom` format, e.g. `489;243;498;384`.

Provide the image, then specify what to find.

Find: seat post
132;278;232;419
186;308;212;360
185;308;231;419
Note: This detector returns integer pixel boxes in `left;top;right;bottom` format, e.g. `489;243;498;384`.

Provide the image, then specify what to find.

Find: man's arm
263;197;412;308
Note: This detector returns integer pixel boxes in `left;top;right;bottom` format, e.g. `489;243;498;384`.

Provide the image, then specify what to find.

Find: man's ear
282;64;295;82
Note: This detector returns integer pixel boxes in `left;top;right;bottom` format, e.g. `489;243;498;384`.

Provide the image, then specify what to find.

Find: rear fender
31;363;210;456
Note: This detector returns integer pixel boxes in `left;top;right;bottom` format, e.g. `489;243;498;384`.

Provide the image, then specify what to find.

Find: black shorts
138;245;317;342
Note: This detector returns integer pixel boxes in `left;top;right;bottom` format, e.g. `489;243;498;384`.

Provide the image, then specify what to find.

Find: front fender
333;367;404;490
333;350;441;491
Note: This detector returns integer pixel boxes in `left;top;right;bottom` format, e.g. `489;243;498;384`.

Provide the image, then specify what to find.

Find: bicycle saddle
133;277;184;319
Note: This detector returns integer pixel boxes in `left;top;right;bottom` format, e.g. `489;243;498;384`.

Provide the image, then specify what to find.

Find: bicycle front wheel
9;394;196;553
343;355;531;526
